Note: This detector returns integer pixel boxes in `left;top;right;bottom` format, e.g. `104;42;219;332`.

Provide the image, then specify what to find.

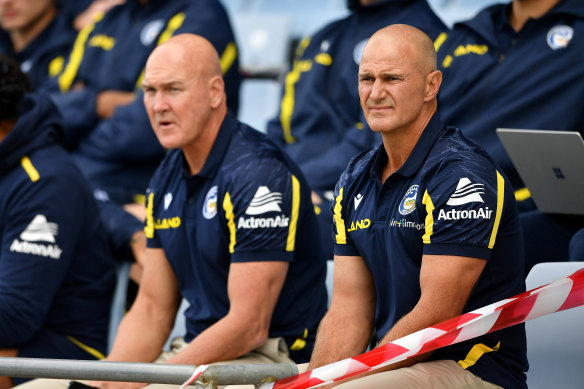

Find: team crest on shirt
202;186;218;219
353;39;368;64
547;25;573;50
399;185;418;215
141;19;165;46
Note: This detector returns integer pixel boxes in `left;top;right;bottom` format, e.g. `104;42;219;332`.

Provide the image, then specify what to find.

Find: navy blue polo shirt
332;114;528;388
145;113;327;363
437;0;584;194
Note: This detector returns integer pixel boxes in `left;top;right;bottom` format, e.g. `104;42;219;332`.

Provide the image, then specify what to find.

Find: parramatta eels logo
140;19;164;46
547;25;573;50
399;185;418;215
203;185;218;219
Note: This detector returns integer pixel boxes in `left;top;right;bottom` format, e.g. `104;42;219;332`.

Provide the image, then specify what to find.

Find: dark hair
0;55;32;121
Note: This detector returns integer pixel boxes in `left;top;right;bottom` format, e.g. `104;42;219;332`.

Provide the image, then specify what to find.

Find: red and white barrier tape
260;268;584;389
179;364;208;388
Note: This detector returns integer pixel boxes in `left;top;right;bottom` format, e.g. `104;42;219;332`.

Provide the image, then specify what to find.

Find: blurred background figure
0;55;114;388
0;0;82;89
436;0;584;275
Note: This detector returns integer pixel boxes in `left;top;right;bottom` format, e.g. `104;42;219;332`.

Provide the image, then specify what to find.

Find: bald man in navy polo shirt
308;25;528;389
20;33;326;389
127;32;323;376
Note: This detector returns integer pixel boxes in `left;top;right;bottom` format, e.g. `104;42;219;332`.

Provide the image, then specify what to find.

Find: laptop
496;128;584;215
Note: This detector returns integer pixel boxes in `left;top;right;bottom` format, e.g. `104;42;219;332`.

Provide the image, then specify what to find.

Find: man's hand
96;90;136;119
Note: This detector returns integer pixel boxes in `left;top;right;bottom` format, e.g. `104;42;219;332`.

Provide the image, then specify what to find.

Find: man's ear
208;76;225;109
424;70;442;102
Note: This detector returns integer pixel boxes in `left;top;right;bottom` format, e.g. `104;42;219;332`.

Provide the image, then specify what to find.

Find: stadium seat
524;261;584;389
427;0;511;27
231;14;292;78
251;0;348;38
238;78;281;134
162;298;190;351
108;262;190;353
108;261;131;352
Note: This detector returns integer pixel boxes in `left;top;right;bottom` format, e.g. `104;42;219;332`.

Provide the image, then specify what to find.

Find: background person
0;0;79;89
436;0;584;274
0;55;115;388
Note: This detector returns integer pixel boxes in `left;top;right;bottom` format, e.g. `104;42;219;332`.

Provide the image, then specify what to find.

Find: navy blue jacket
333;114;527;388
0;10;77;90
146;113;327;363
50;0;241;147
437;0;584;194
0;94;115;353
266;0;446;193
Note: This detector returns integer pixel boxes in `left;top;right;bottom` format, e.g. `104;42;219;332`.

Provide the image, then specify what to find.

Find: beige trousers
333;360;503;389
15;337;295;389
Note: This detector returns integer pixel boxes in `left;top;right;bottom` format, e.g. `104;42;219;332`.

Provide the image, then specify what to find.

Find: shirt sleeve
0;171;86;346
144;188;163;249
331;177;360;257
221;160;304;263
421;154;505;260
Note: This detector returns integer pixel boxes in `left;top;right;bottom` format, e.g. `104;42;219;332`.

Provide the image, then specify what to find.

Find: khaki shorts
333;360;503;389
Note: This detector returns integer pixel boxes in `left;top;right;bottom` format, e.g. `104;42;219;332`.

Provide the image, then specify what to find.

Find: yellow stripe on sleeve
458;341;500;369
48;56;65;77
488;171;505;249
422;190;435;244
434;32;448;52
156;12;186;45
280;56;312;144
286;175;300;252
220;42;237;75
20;156;40;182
333;188;346;244
223;192;236;253
67;336;106;360
58;12;105;92
144;192;155;239
514;187;531;202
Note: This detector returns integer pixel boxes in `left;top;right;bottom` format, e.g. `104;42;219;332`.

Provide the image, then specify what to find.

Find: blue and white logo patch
203;186;218;219
399;185;418;215
547;25;573;50
141;19;164;46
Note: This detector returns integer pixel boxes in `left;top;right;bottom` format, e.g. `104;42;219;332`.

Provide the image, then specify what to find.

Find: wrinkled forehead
360;38;413;70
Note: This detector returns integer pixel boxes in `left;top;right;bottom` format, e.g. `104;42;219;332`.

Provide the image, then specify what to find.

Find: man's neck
182;108;227;176
380;104;435;184
10;5;56;52
509;0;560;32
